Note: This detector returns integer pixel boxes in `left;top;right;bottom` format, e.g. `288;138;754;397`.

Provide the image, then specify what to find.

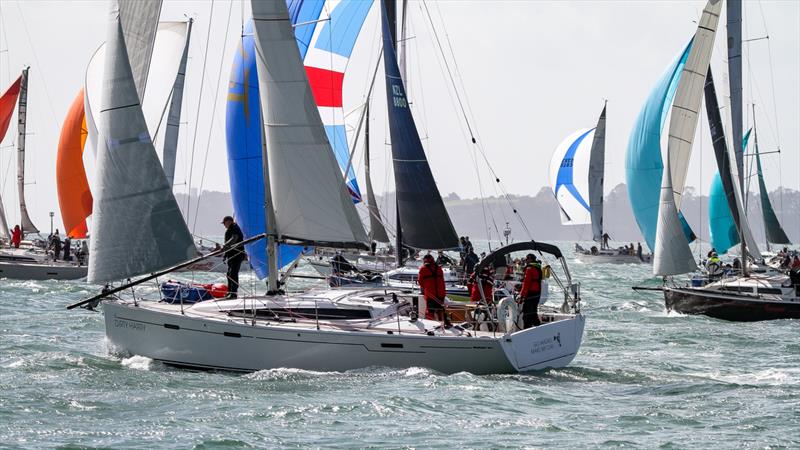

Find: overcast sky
0;0;798;231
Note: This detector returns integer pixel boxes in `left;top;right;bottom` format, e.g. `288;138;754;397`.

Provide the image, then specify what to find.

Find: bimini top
475;241;564;273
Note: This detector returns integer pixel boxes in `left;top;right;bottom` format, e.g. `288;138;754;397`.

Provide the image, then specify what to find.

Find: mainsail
88;2;196;283
161;19;193;186
753;120;791;245
625;39;695;251
250;0;368;248
56;89;92;239
380;0;458;250
16;68;38;234
588;105;606;242
0;75;22;240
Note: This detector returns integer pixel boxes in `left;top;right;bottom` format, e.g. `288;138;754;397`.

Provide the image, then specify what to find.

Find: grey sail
588;105;606;242
16;67;38;234
88;3;197;283
727;0;744;186
653;161;697;276
119;0;162;100
162;19;192;186
364;104;390;243
380;0;459;250
250;0;369;249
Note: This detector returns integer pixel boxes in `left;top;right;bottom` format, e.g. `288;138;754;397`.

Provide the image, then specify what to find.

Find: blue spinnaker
626;39;696;251
708;129;751;253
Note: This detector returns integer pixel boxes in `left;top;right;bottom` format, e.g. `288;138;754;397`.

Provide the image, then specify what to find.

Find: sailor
601;232;610;250
637;242;643;261
63;236;72;261
50;231;62;262
469;265;495;303
221;216;245;299
706;252;722;278
519;253;543;328
11;225;22;248
463;236;474;256
418;254;447;323
435;251;449;266
370;241;377;256
464;248;479;276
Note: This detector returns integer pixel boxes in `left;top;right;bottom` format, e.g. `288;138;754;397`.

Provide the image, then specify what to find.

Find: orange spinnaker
0;75;23;142
56;88;92;239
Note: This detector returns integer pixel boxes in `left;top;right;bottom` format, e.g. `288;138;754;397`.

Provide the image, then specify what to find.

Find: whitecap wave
121;355;153;371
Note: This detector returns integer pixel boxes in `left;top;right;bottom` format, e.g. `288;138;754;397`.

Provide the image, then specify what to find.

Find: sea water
1;242;798;448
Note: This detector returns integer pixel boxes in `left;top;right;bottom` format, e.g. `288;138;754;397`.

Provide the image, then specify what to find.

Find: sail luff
364;103;390;243
250;0;369;249
16;67;38;234
162;19;192;186
666;0;722;211
588;105;606;242
380;0;458;250
88;2;197;283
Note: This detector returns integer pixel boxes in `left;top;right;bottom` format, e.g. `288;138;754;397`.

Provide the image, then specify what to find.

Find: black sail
753;127;791;244
380;0;458;250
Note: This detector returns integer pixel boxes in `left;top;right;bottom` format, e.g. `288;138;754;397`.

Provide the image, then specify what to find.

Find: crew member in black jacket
222;216;245;299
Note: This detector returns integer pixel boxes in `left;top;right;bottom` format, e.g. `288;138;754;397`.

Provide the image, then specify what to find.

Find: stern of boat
499;313;585;372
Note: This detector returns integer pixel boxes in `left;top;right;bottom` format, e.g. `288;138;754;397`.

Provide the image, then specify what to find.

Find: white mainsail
161;19;192;186
653;162;697;276
88;3;196;283
666;0;722;211
250;0;369;248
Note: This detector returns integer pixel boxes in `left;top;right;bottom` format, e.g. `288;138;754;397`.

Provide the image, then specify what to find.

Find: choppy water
1;242;798;448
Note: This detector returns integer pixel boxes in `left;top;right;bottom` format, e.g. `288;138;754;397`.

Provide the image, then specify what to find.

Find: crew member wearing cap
519;253;543;328
222;216;245;299
418;254;447;323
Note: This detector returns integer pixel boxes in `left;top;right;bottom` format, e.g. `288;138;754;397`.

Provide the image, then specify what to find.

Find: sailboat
70;0;585;375
0;68;88;280
631;0;799;321
550;105;651;264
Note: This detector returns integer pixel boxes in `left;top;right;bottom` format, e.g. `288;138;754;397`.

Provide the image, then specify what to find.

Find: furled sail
56;89;92;239
161;19;192;186
588;105;606;242
664;0;722;211
380;0;458;250
251;0;368;248
625;39;695;251
364;103;390;243
653;161;698;276
88;3;197;283
225;19;305;279
119;0;162;100
549;128;595;226
16;68;38;234
0;75;22;240
300;0;373;203
753;124;791;245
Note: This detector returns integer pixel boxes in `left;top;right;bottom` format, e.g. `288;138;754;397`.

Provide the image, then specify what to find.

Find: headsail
549;128;595;226
0;76;21;241
250;0;368;248
708;174;739;253
225;19;305;279
588;105;606;242
653;161;698;276
364;103;390;242
56;89;92;239
88;2;196;283
625;39;695;251
161;19;192;186
380;0;458;250
16;68;38;234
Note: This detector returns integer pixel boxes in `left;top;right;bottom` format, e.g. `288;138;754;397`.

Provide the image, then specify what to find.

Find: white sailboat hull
103;300;584;375
0;261;87;280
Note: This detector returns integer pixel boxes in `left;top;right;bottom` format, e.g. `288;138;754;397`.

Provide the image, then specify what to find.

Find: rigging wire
185;0;216;226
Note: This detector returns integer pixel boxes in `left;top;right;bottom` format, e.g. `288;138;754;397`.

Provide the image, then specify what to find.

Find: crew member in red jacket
519;253;543;328
469;266;494;303
10;225;22;248
418;254;447;322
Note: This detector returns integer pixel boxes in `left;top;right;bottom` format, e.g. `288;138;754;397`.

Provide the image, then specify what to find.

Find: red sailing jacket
418;263;446;300
519;263;542;298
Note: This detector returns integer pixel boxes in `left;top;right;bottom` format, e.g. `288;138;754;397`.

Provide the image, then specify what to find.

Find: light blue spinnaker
708;129;751;253
626;39;696;251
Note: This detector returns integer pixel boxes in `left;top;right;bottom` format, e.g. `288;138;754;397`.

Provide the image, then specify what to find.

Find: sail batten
250;0;368;249
380;0;458;250
88;3;197;283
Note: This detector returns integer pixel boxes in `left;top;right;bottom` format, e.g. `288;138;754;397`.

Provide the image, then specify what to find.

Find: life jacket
519;263;542;298
418;263;446;300
468;270;494;302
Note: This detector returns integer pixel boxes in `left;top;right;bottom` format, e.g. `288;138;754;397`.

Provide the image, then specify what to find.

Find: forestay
88;3;196;283
380;0;458;250
251;0;368;248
